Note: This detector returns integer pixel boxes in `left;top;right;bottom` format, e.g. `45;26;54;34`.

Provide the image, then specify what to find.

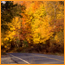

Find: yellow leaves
4;38;6;41
32;20;53;44
10;27;15;30
33;37;40;44
30;16;33;20
12;31;16;35
4;37;9;41
8;32;15;38
34;28;40;33
32;32;40;44
43;1;64;22
3;16;21;42
2;1;63;46
54;31;64;44
1;43;4;45
26;36;30;43
12;17;19;24
9;17;21;28
27;3;53;44
57;12;64;19
55;35;59;42
56;4;64;19
4;46;7;48
10;39;12;42
15;17;19;22
46;15;51;22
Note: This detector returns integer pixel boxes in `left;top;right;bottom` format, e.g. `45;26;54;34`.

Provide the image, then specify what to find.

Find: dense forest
1;1;64;55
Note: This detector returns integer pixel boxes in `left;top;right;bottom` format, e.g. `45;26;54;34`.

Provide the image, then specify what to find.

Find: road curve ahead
7;53;64;64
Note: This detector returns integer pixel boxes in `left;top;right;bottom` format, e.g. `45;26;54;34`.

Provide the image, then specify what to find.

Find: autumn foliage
1;1;64;54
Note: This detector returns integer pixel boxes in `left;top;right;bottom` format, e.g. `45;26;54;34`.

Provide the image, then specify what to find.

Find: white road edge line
9;54;30;64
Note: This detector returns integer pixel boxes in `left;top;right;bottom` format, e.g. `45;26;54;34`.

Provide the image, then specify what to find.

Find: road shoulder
1;55;17;64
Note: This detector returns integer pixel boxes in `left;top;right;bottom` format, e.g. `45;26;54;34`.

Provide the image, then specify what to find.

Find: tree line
1;1;64;54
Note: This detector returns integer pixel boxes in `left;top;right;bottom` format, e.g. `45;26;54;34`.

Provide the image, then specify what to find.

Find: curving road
7;53;64;64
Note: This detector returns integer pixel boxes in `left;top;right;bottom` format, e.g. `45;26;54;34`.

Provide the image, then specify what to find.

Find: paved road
7;53;64;64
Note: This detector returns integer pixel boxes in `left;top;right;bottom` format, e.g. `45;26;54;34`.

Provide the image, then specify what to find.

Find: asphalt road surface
7;53;64;64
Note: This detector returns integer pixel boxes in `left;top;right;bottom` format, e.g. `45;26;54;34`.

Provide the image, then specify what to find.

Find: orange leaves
32;1;40;12
50;18;64;32
54;31;64;45
6;1;64;45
